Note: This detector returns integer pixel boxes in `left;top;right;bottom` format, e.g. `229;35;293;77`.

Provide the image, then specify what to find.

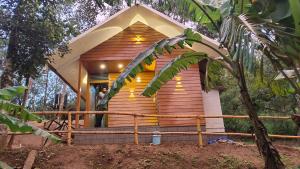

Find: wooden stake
23;150;37;169
75;61;82;128
134;115;139;145
67;112;72;146
196;117;203;147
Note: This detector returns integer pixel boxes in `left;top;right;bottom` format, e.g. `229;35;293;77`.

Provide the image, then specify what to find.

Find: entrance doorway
90;80;108;128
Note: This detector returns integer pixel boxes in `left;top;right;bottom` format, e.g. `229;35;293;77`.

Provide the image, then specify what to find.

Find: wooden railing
2;111;300;147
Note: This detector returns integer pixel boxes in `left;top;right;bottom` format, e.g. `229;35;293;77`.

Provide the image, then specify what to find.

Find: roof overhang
49;4;226;94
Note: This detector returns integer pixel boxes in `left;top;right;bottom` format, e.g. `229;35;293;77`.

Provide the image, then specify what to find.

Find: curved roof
49;4;225;93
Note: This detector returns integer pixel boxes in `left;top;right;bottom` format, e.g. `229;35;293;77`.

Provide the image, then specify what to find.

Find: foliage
142;52;208;96
0;86;60;142
221;66;298;135
0;0;77;82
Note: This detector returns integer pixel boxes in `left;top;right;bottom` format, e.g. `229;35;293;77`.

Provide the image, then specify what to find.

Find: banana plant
100;0;300;168
0;86;60;142
0;161;13;169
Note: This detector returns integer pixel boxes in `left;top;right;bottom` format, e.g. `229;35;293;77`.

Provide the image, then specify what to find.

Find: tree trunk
237;65;285;169
59;83;67;111
42;66;49;111
0;1;22;88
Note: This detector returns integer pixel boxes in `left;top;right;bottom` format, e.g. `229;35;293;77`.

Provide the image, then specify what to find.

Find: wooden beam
84;75;90;127
75;61;82;128
89;79;109;84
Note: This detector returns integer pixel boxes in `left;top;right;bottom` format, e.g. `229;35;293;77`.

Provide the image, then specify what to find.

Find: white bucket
152;131;161;145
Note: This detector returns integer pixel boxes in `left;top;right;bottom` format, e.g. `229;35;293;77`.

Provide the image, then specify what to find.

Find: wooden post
23;150;37;169
84;76;90;127
196;117;203;147
67;112;72;146
134;115;139;145
75;61;82;128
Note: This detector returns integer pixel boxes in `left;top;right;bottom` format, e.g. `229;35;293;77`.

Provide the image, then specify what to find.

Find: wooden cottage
49;4;225;133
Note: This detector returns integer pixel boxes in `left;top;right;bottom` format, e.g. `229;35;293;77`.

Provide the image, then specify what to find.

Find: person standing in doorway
95;88;107;127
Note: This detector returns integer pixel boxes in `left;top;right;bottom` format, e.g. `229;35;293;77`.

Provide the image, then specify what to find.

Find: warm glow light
134;35;144;44
118;64;124;69
175;76;184;91
129;88;135;98
100;64;106;69
135;35;142;42
175;76;182;81
82;75;87;84
136;77;141;83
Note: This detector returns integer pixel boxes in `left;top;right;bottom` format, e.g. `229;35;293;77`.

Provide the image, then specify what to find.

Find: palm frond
0;112;61;142
157;0;223;31
142;52;208;97
219;14;300;94
0;100;42;122
0;113;32;132
30;125;61;143
0;86;27;101
100;29;202;108
0;161;13;169
289;0;300;35
219;14;300;73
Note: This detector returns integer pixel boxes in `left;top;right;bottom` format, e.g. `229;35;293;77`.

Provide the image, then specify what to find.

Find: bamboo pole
72;131;134;134
33;111;291;120
67;112;72;145
1;131;68;135
201;132;300;139
138;131;198;135
134;115;139;145
196;117;203;147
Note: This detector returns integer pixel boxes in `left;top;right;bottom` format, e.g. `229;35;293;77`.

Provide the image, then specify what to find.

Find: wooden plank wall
81;22;166;61
81;21;205;127
156;49;206;126
108;72;158;127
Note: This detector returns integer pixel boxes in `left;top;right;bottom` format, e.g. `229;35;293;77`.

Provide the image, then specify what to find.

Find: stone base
73;126;207;145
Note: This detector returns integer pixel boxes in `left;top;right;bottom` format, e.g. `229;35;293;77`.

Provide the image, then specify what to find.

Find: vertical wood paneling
108;72;158;127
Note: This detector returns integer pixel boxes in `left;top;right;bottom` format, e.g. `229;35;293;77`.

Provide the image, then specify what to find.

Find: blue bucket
152;131;161;145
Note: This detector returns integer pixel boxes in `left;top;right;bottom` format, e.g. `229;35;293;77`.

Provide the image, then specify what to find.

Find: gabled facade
49;4;225;132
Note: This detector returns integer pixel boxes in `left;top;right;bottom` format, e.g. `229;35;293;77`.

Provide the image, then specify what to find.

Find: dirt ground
1;142;300;169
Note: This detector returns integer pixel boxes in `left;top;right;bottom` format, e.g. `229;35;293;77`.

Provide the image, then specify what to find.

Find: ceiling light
100;64;106;70
136;77;141;83
118;64;124;69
